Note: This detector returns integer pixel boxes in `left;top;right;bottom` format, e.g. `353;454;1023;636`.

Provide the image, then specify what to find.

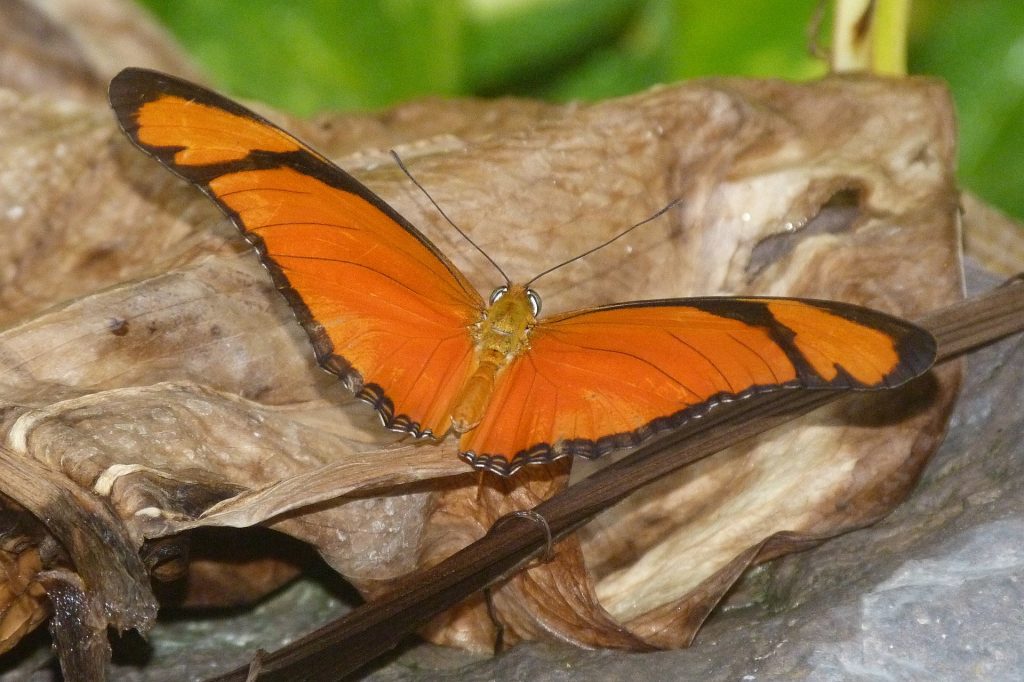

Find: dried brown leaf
962;191;1024;276
0;0;965;672
0;0;203;104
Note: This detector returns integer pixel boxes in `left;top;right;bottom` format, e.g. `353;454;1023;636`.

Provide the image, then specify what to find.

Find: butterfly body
454;284;539;433
109;68;937;477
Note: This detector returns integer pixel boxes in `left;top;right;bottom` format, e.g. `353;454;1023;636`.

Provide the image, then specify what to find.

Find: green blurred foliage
138;0;1023;220
909;0;1024;222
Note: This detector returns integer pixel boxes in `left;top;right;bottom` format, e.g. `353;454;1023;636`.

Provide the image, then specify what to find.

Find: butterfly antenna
525;197;683;287
390;150;510;285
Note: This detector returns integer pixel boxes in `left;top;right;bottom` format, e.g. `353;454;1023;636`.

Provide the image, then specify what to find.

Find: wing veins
217;187;311;199
405;335;461;395
544;341;701;401
211;173;482;309
272;254;473;317
258;225;475;307
667;332;737;392
138;123;295;138
387;335;437;408
725;331;782;384
254;221;358;232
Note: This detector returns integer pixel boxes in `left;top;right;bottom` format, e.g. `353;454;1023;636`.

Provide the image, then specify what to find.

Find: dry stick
211;279;1024;682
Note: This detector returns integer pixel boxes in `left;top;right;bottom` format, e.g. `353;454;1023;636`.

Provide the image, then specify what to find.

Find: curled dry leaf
961;191;1024;277
0;493;49;656
0;11;962;675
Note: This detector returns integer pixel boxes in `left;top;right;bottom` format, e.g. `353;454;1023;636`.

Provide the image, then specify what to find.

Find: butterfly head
474;284;540;356
488;284;541;316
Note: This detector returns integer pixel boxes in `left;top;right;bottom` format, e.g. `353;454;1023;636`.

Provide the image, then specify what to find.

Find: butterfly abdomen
451;355;502;433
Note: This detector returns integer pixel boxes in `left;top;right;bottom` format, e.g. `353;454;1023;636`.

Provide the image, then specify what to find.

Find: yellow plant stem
832;0;910;75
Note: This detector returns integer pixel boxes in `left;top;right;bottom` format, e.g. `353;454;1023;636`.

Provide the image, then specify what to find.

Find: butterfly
109;67;936;477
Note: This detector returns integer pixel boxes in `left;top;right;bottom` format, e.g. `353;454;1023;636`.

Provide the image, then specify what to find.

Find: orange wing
109;68;483;438
460;297;935;475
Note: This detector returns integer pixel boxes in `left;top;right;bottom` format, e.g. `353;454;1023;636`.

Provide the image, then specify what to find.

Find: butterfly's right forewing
110;67;484;438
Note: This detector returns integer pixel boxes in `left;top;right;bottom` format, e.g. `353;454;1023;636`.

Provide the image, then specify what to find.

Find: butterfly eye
488;286;509;306
526;289;542;316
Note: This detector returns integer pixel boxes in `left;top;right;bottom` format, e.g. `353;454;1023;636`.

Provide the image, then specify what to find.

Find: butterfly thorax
450;284;539;434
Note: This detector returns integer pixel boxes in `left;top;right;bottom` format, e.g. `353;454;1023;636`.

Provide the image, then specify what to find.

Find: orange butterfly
109;68;936;476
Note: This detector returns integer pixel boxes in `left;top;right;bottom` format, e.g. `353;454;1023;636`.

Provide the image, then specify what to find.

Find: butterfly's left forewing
110;68;484;438
459;297;935;475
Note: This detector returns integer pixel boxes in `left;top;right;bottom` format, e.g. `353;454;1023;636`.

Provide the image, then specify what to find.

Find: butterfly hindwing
109;67;483;438
459;296;935;475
